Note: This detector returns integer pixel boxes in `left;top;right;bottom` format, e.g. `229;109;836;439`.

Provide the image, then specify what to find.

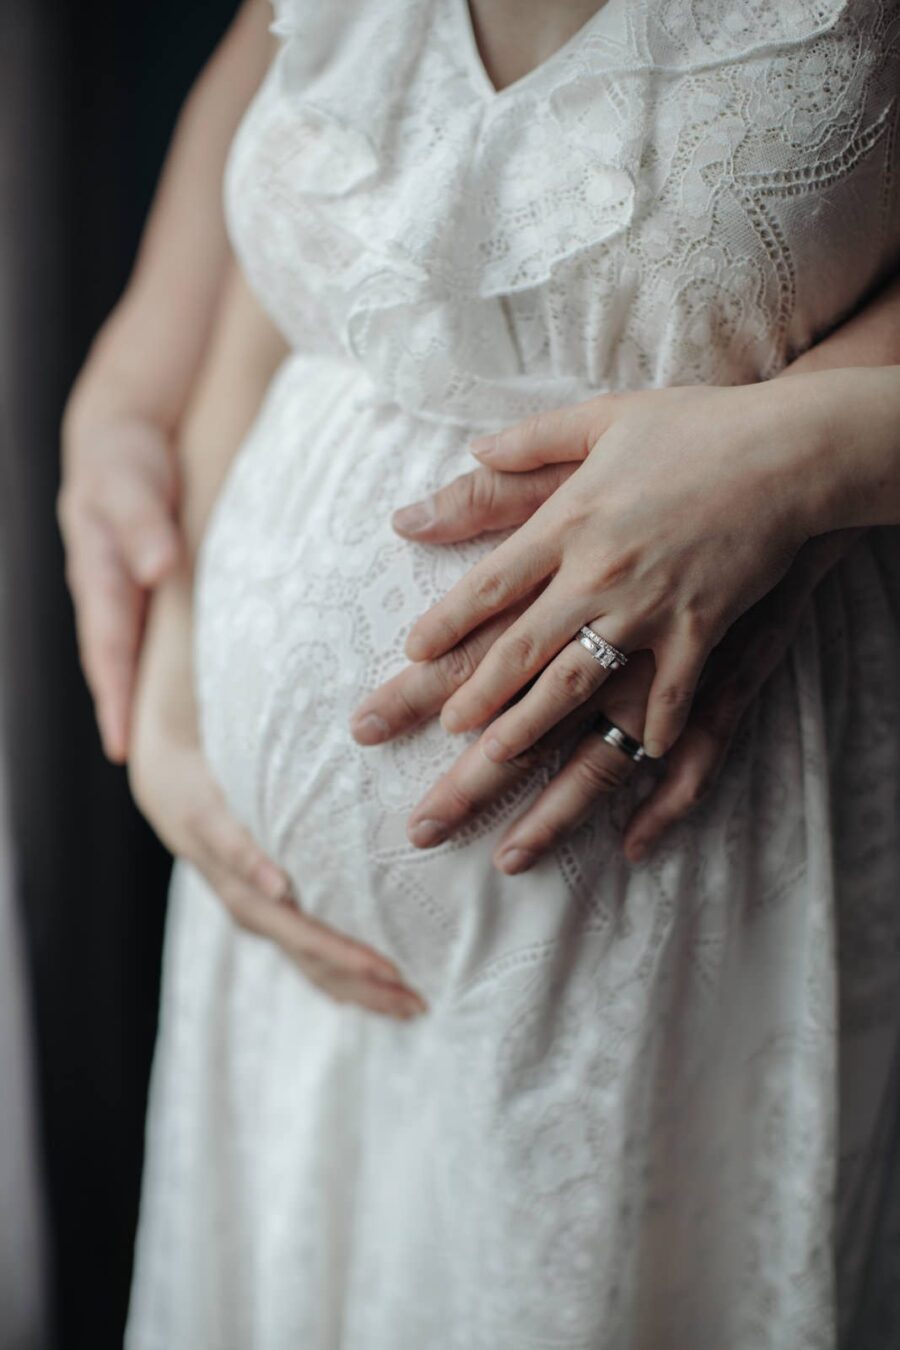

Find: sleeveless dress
127;2;900;1346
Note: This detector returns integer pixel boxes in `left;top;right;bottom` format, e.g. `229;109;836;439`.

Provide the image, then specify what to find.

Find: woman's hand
131;571;427;1020
59;402;182;762
352;531;860;867
401;381;828;761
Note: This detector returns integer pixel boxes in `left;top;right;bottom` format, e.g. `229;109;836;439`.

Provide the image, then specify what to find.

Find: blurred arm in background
58;0;273;762
126;261;426;1017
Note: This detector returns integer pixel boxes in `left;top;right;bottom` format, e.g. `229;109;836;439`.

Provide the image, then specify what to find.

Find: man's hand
355;458;861;866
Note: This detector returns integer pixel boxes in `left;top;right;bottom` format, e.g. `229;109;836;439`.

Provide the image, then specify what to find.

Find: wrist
801;366;900;533
66;295;189;440
750;373;839;545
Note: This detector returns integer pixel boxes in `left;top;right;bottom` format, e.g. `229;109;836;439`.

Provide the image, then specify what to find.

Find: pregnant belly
194;353;583;991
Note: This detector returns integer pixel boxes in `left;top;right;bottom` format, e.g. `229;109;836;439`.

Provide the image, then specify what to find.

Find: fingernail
482;735;506;762
627;842;647;863
644;739;665;759
409;818;448;848
469;433;499;458
441;706;464;733
497;847;538;874
392;498;436;536
398;997;427;1020
350;711;390;745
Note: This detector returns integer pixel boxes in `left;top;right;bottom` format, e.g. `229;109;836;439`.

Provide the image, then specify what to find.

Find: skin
60;0;618;1015
463;0;608;93
59;0;275;761
129;262;427;1018
352;275;900;869
61;0;900;1000
395;368;900;767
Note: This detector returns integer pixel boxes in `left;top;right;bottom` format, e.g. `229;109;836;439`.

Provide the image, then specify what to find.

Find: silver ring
595;714;646;763
577;625;628;671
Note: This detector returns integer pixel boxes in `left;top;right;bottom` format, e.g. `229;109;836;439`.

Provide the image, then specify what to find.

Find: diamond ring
577;625;628;671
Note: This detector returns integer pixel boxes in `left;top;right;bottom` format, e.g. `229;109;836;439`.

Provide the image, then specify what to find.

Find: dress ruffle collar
261;0;850;425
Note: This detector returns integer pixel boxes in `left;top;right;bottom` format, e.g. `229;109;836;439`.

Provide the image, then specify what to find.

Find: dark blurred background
0;2;238;1345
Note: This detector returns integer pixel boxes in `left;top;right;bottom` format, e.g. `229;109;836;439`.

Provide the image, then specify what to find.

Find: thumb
468;392;624;471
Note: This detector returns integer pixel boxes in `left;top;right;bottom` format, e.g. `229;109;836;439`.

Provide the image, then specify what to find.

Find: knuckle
657;682;695;712
552;658;596;704
499;631;539;675
573;753;630;795
393;680;425;726
593;550;633;589
682;604;722;647
505;744;545;775
438;640;478;692
462;468;497;517
472;569;509;609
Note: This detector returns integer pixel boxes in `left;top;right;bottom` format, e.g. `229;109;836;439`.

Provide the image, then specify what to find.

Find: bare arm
59;0;275;760
176;261;289;552
354;270;900;867
129;265;424;1019
65;0;275;439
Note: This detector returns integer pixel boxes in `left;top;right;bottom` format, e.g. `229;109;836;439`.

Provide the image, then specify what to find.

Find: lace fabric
127;3;900;1346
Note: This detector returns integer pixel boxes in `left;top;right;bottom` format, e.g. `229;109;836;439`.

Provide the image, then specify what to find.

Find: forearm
782;271;900;377
66;0;274;436
777;271;900;545
175;261;289;558
137;258;287;722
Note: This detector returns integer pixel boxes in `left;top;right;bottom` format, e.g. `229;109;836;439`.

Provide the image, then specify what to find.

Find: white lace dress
127;2;900;1346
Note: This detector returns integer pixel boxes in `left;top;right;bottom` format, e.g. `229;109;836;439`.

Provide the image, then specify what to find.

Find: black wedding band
595;714;646;764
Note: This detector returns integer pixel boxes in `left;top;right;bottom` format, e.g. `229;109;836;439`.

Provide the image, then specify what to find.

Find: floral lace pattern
127;2;900;1346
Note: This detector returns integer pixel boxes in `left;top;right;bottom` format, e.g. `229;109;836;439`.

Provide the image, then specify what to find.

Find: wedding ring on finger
577;625;628;672
595;713;647;764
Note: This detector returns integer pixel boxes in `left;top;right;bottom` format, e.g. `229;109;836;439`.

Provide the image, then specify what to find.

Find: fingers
438;579;592;733
350;603;531;745
133;742;427;1019
622;726;725;863
189;795;426;1019
253;903;428;1020
641;628;708;760
59;421;180;587
468;394;623;471
407;657;654;859
494;729;638;873
474;613;635;762
66;516;144;761
58;421;180;758
391;463;576;543
405;531;556;663
406;735;543;850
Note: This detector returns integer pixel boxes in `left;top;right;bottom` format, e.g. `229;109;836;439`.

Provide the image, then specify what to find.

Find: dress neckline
454;0;609;102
